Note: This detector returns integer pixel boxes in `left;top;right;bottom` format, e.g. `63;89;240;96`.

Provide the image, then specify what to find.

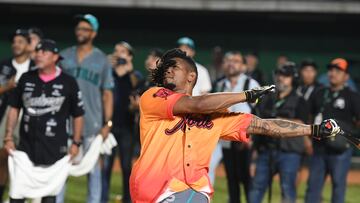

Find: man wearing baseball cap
0;29;36;200
57;14;114;203
0;29;36;127
250;62;309;203
3;39;85;203
177;37;212;96
305;58;360;203
297;59;322;101
318;58;357;91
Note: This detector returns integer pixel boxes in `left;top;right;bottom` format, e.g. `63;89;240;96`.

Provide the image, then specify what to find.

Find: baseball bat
339;130;360;150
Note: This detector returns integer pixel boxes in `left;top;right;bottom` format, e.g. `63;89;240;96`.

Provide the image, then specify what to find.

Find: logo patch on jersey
23;93;65;116
153;88;174;99
333;97;345;109
165;115;214;135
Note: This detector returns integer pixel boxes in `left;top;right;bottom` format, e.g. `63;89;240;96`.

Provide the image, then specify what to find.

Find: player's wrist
103;120;113;128
244;85;275;103
71;139;82;147
244;90;254;103
310;124;320;140
3;137;13;144
311;119;341;140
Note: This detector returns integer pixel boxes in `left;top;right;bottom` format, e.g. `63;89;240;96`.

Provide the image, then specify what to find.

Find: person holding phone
102;41;142;203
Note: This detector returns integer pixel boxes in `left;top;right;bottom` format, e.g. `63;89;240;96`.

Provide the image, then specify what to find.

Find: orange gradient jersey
130;87;253;202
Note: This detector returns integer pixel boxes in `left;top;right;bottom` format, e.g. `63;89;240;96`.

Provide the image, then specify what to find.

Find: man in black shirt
3;39;84;203
305;58;360;203
297;59;323;102
0;29;36;123
297;59;323;155
101;41;141;203
249;62;309;203
0;28;35;201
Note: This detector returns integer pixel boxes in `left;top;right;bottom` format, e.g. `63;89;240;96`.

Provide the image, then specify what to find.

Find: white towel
8;134;117;199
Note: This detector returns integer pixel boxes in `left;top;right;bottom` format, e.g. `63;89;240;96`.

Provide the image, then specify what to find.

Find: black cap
28;27;44;39
35;39;63;60
275;61;298;77
300;59;318;70
11;28;30;43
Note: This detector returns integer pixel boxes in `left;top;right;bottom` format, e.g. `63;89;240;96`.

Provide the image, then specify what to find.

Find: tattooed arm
247;115;311;138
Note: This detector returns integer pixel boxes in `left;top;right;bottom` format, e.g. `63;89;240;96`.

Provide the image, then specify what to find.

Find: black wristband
244;90;252;102
311;124;320;139
72;140;82;147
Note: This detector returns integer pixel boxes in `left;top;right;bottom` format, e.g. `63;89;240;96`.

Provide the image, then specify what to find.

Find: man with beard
57;14;114;203
249;62;309;203
305;58;360;203
3;39;84;203
213;51;259;203
0;29;35;123
0;29;35;201
129;49;342;203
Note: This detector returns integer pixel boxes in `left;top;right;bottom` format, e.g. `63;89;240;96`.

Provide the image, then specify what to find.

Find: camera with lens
117;58;127;65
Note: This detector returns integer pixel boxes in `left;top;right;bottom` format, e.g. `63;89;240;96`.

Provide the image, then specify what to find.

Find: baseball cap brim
275;69;293;76
74;14;99;32
327;64;347;72
177;37;195;49
10;29;31;43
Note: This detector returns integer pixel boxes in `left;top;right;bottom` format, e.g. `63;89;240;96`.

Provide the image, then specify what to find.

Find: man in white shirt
0;28;35;141
177;37;212;96
214;51;259;203
0;28;35;202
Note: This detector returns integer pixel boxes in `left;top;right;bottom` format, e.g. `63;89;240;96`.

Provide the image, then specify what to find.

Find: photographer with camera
249;62;309;203
102;41;142;203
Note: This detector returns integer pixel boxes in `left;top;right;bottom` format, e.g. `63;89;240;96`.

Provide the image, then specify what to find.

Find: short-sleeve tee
59;46;114;136
0;58;36;122
130;87;253;202
8;70;84;165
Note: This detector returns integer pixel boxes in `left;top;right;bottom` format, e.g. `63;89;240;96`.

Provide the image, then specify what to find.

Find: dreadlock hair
151;48;198;88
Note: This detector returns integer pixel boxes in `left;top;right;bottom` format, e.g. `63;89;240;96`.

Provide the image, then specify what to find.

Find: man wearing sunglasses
57;14;114;203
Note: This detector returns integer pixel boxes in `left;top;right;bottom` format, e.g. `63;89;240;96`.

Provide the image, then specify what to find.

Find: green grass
4;172;360;202
67;172;360;203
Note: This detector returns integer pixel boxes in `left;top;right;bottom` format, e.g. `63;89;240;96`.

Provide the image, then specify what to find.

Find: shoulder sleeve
8;74;25;109
69;77;85;117
101;60;114;90
140;87;185;120
215;112;253;143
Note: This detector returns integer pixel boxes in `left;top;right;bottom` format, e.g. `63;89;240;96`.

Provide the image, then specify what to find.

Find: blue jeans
305;148;352;203
249;150;301;203
56;136;102;203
